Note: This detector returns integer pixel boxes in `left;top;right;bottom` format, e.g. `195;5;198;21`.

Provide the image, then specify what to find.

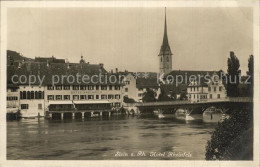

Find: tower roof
159;8;172;56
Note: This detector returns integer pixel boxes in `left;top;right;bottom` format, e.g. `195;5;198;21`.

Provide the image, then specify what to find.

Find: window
138;88;143;91
115;103;121;107
208;87;211;92
88;85;94;90
115;86;120;90
73;95;79;100
56;85;62;90
88;95;94;99
35;91;39;99
101;85;107;90
101;95;107;99
194;94;195;98
109;85;112;90
115;95;120;99
197;87;199;91
22;91;26;99
48;95;54;100
56;95;62;100
214;87;216;92
125;88;128;92
125;81;130;85
38;104;42;110
21;104;28;109
190;87;192;92
47;85;54;90
11;88;18;92
27;91;31;99
31;91;34;99
64;95;70;100
96;95;99;99
219;86;222;91
138;93;142;97
161;57;162;62
80;95;86;100
64;85;70;90
96;85;99;90
108;95;114;99
38;91;43;99
166;56;169;62
210;94;212;99
73;85;79;90
7;96;18;101
217;94;220;99
189;95;191;99
80;85;86;90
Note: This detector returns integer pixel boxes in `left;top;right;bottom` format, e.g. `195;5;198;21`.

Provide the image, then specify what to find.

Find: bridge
123;97;253;115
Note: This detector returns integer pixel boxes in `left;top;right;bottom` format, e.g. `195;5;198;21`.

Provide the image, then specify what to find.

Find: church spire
159;7;172;56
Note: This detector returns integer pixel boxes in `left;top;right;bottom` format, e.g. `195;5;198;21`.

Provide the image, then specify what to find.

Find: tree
247;55;254;97
227;52;240;97
123;96;136;103
205;108;253;160
142;88;157;102
180;91;187;100
158;89;172;101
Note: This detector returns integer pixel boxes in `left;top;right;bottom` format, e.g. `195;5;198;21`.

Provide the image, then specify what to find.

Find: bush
205;108;253;160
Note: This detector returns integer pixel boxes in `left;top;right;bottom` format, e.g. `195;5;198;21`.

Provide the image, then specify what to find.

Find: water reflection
7;113;219;160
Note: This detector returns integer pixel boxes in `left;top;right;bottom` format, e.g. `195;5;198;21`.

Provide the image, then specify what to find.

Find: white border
0;1;259;167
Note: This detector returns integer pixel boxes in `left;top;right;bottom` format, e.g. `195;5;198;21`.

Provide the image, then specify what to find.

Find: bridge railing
123;97;253;107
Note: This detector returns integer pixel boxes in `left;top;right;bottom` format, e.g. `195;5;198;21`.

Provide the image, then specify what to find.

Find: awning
48;101;73;105
73;100;111;104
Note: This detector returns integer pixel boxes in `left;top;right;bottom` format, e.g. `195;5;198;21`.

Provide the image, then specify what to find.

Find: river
7;113;220;160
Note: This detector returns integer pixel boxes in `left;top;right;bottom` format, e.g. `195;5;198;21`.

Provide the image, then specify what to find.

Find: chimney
99;63;104;68
111;69;113;74
47;60;49;67
115;68;118;73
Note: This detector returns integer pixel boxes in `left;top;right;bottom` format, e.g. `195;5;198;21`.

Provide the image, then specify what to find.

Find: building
7;84;19;113
207;72;227;99
187;73;227;102
123;73;160;102
7;56;124;118
158;9;173;75
187;79;208;103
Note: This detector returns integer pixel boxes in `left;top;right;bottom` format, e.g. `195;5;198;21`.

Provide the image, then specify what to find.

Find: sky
7;7;253;74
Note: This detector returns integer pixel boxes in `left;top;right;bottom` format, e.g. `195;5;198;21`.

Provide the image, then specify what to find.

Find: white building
187;73;227;102
123;73;160;102
187;80;208;103
207;73;227;99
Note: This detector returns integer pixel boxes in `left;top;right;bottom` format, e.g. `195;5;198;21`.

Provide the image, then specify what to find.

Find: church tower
158;8;172;75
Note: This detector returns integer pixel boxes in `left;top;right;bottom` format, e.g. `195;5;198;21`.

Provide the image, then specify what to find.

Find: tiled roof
7;62;123;85
136;77;159;89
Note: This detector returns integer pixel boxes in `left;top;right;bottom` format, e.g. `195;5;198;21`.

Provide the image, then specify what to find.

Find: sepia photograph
1;1;259;166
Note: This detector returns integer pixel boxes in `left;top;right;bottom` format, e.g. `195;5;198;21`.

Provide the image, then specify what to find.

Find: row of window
208;86;222;92
47;85;121;91
21;104;42;110
189;94;221;99
48;94;121;100
7;96;18;101
190;86;222;92
20;91;44;100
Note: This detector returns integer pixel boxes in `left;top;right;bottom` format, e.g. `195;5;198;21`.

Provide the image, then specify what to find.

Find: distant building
158;9;172;75
187;79;208;103
35;56;65;63
207;72;227;99
123;73;160;102
187;73;227;102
